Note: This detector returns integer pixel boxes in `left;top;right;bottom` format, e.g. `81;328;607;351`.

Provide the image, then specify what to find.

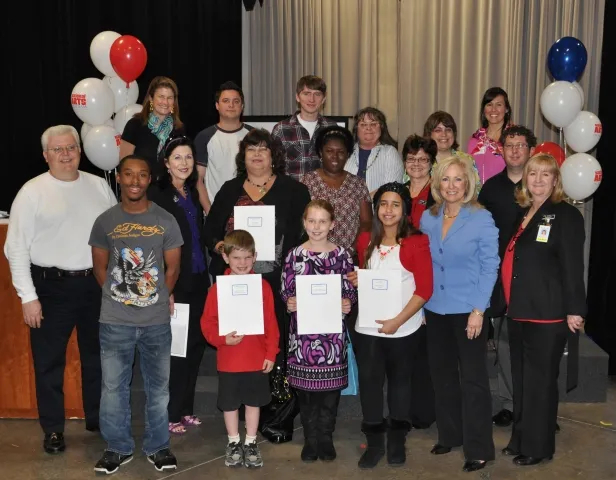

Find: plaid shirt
272;112;338;181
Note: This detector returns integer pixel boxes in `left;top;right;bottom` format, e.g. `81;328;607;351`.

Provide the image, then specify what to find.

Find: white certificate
296;274;343;335
216;274;264;336
170;303;190;358
357;269;402;328
234;205;276;261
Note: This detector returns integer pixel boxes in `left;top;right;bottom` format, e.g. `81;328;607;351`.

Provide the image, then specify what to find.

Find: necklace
354;145;382;178
377;243;399;260
443;211;459;219
246;173;274;195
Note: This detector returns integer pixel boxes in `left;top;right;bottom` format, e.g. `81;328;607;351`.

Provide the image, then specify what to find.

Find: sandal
181;415;202;426
169;422;187;435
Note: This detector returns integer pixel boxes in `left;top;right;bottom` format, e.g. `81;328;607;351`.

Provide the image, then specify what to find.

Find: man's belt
31;265;93;279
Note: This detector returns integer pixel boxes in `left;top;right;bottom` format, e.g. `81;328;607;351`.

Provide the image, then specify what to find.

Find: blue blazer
419;205;499;315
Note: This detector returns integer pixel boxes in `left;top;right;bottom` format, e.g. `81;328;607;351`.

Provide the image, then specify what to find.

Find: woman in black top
149;136;208;435
120;76;186;180
205;129;311;355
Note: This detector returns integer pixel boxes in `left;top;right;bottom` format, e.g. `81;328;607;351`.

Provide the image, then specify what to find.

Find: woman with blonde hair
420;155;499;473
501;153;585;466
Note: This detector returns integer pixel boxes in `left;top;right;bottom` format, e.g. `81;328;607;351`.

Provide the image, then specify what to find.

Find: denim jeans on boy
99;323;171;456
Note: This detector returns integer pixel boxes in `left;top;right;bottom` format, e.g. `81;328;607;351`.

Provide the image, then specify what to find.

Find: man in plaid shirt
272;75;337;180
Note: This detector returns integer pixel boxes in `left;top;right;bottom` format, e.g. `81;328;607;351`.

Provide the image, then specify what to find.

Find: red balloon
110;35;148;87
534;141;566;167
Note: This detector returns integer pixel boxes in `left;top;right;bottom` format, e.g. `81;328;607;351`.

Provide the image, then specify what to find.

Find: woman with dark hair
402;134;437;229
148;136;209;435
120;76;186;180
205;129;311;353
345;107;404;195
467;87;513;183
300;126;372;254
347;183;433;469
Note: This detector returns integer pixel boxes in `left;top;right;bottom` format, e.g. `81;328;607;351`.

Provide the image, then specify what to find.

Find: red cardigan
355;231;433;301
201;270;280;372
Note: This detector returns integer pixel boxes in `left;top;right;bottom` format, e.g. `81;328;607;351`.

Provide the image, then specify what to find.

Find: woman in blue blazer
420;155;499;473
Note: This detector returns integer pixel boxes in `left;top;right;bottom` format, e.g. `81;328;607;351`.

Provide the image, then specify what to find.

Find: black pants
30;270;102;434
168;272;209;423
409;325;436;428
507;318;567;458
354;331;418;425
425;310;495;461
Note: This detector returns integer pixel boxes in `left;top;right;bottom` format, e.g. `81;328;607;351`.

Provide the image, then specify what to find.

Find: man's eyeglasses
405;156;431;165
504;143;529;151
47;144;79;155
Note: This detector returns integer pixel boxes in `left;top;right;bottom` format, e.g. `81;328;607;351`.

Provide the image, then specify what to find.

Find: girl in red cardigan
347;182;433;469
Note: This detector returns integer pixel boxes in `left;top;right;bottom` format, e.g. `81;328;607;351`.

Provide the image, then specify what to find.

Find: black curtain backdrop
4;0;243;211
586;1;614;372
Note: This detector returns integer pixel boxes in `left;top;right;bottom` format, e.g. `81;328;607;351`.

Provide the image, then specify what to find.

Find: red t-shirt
502;225;562;323
200;269;280;372
409;184;431;229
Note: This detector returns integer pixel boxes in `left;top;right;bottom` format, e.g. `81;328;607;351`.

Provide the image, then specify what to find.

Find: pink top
467;127;507;183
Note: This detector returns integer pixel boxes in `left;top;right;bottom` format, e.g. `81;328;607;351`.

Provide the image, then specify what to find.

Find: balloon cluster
71;31;148;171
538;36;602;201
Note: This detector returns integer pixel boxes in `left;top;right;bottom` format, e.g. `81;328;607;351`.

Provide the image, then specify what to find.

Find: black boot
387;418;410;466
358;421;386;469
317;391;341;461
297;390;318;462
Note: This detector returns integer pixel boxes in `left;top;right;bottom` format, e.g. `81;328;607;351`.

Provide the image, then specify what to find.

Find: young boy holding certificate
201;230;279;469
281;200;356;463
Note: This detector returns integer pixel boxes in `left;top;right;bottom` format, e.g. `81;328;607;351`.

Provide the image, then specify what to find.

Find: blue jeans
99;323;171;456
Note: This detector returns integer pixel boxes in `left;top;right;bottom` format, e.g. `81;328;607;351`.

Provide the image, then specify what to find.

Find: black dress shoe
463;460;487;472
430;444;452;455
492;409;513;427
43;432;65;454
502;446;519;456
85;422;100;432
513;454;553;466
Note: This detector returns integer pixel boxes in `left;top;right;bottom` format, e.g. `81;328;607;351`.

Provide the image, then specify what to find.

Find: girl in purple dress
280;199;356;463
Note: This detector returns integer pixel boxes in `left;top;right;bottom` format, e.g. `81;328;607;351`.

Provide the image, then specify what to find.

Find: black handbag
258;362;299;443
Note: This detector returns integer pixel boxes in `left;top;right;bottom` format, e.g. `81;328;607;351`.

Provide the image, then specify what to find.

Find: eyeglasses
358;122;380;130
246;145;270;153
47;144;79;155
405;156;431;165
504;143;529;150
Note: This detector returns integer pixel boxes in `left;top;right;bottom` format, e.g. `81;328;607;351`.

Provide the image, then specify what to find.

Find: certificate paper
357;269;402;328
170;303;190;358
217;274;264;336
234;205;276;261
296;274;343;335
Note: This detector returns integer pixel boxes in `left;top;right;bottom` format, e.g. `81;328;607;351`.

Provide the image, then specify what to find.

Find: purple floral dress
280;246;357;391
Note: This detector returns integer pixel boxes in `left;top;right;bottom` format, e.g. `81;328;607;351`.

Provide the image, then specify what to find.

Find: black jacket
507;199;586;320
149;183;206;294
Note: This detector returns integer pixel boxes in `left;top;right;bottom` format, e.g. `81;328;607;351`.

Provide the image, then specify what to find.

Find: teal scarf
147;113;174;154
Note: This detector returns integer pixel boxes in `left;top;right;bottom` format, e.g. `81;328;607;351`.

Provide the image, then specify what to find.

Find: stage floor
1;377;615;479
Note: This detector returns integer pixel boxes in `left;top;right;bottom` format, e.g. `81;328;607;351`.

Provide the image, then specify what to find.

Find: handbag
258;363;299;443
341;332;359;396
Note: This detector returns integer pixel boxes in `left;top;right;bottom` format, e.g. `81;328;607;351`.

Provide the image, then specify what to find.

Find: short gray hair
41;125;80;151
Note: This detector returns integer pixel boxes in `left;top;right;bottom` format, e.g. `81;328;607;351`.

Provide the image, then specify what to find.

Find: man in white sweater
4;125;117;454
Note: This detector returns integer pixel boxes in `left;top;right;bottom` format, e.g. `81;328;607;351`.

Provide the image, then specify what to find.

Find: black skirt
217;371;271;411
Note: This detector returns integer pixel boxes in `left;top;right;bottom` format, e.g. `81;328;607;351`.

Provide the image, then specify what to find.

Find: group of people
3;73;586;475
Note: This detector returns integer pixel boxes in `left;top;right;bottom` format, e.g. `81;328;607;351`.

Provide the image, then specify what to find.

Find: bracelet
471;309;484;317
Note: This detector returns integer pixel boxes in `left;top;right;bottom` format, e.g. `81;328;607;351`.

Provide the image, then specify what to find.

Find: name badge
536;225;551;243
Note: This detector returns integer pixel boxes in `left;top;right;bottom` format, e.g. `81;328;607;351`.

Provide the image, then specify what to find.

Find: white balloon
572;81;585;108
560;153;602;201
104;75;139;113
90;31;121;77
81;118;114;142
539;81;583;128
83;125;121;171
564;111;602;153
114;104;143;134
71;78;115;126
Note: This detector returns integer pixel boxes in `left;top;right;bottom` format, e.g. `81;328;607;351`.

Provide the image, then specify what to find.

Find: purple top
176;189;206;273
280;246;357;391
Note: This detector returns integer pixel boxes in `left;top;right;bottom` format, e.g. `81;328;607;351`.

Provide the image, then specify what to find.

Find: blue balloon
547;36;588;82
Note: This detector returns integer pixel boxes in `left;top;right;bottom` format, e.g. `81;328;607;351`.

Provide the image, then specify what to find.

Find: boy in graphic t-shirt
89;155;184;475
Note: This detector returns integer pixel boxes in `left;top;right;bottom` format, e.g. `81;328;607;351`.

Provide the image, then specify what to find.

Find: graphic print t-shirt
89;202;184;326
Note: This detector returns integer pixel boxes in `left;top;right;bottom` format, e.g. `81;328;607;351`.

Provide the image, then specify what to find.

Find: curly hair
315;125;354;156
401;134;437;164
236;128;286;177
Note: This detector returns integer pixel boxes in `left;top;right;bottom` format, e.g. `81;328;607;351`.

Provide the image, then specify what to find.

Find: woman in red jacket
347;182;433;469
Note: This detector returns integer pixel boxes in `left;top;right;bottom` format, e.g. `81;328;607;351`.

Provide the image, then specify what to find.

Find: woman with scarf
120;76;186;181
